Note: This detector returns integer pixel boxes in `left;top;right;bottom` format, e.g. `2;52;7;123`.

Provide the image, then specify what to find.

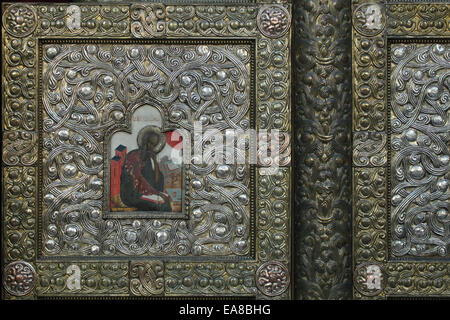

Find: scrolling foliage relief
40;42;253;258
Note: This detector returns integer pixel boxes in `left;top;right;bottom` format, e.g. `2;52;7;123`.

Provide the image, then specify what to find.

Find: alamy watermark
168;122;290;175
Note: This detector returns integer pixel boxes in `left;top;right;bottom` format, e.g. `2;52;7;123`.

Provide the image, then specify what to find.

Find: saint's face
146;133;159;151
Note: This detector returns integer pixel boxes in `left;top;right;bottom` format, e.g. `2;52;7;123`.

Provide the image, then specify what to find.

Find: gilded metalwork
256;167;290;263
36;262;129;296
2;4;37;38
256;261;289;297
353;33;386;132
3;167;36;262
2;34;36;131
387;3;450;36
257;132;291;167
130;261;164;296
293;0;352;299
165;262;256;296
3;131;38;166
165;5;259;37
256;36;290;131
3;261;37;296
36;5;130;37
130;4;165;38
385;263;450;296
390;42;450;258
353;131;387;167
354;168;387;264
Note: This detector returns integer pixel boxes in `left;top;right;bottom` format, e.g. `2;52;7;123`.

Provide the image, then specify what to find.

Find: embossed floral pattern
3;261;37;296
2;4;37;37
256;261;289;296
257;5;290;38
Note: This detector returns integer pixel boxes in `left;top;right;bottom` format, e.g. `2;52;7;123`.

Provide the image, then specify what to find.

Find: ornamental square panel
352;0;450;300
39;40;256;259
1;1;292;300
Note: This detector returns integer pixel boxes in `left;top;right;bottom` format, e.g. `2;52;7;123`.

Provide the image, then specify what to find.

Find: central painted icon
109;105;183;217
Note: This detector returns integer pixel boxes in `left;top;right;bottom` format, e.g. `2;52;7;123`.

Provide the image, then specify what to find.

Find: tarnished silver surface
390;42;450;258
353;0;450;299
40;42;253;258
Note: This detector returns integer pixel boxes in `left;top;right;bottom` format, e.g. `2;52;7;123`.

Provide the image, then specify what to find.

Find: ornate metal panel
39;40;253;256
352;0;450;299
1;1;292;300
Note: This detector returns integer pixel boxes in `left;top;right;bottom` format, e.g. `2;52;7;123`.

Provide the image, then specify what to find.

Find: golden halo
137;125;166;153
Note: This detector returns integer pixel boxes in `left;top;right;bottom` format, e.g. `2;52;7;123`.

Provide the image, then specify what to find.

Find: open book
141;192;170;204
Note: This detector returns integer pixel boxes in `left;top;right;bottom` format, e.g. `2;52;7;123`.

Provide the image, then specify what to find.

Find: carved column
292;0;352;299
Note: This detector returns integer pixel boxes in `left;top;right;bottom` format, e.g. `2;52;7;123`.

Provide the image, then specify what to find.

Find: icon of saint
120;125;172;211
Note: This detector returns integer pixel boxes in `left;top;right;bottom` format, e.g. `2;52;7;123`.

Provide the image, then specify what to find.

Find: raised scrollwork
36;5;129;36
165;6;258;37
3;35;36;131
353;35;386;131
353;131;387;167
3;131;38;166
2;4;37;38
257;4;291;39
165;262;256;296
36;262;129;295
257;132;291;167
385;263;450;296
130;4;165;38
41;42;252;258
130;261;164;296
256;261;289;297
257;168;289;263
354;168;387;264
0;1;293;300
390;42;450;258
4;167;36;262
257;37;290;130
3;261;37;296
387;4;449;36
